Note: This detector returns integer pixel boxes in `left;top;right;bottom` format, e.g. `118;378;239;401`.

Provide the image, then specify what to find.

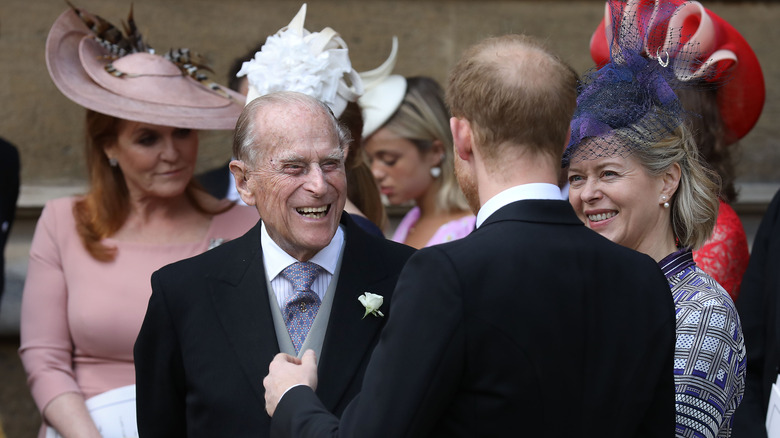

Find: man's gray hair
232;91;352;165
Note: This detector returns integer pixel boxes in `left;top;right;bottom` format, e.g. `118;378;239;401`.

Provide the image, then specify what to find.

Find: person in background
733;188;780;437
362;75;475;248
195;41;262;202
0;137;20;311
262;34;676;437
198;5;390;235
589;0;765;301
18;5;257;438
565;1;746;435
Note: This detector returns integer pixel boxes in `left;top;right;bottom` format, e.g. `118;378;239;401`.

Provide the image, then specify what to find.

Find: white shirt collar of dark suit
476;183;564;228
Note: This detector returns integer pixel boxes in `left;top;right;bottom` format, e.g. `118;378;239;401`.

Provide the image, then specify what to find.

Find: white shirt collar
475;183;563;228
261;221;344;279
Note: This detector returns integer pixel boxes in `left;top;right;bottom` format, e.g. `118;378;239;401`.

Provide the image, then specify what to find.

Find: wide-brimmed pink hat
590;0;765;144
46;5;245;130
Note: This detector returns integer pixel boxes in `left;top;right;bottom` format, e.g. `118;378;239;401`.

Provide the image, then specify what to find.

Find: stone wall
2;0;778;196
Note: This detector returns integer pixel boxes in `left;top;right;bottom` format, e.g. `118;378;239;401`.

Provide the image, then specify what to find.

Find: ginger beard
454;154;480;215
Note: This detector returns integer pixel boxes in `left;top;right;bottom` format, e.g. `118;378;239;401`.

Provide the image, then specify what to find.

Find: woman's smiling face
567;139;669;254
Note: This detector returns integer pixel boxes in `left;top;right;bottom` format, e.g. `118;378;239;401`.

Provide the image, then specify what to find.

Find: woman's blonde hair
382;77;469;213
616;124;721;250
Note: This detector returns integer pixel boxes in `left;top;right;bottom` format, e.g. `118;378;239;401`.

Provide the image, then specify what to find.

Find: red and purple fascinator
564;0;693;166
589;0;764;145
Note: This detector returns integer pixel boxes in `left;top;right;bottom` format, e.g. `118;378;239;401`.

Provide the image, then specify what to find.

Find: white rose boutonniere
358;292;384;319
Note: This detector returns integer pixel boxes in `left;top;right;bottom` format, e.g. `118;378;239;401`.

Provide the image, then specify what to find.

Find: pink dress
392;206;476;247
19;197;258;417
692;200;749;302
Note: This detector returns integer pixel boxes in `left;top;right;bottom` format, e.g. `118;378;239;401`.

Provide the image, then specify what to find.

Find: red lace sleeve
692;200;749;301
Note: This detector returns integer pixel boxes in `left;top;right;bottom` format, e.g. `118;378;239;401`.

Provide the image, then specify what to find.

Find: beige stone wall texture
2;0;778;190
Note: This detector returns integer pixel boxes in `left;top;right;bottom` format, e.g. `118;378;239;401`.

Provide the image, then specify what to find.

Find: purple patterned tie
281;262;323;354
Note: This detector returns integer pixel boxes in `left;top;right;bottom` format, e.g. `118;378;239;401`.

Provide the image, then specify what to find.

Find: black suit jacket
0;138;20;299
134;214;415;438
273;200;676;437
732;189;780;437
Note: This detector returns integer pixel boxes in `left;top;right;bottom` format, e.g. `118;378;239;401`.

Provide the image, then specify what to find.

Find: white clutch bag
45;384;137;438
766;375;780;438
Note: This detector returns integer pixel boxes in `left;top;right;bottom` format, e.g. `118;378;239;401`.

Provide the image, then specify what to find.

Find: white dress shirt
261;222;345;312
475;183;564;228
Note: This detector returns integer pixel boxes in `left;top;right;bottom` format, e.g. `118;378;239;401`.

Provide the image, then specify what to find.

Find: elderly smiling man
134;91;415;438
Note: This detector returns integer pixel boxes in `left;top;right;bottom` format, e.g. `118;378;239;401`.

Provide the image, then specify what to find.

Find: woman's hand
43;392;102;438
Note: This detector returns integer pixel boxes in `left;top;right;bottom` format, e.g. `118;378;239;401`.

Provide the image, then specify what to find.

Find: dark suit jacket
196;162;231;199
273;200;676;438
732;189;780;437
134;213;415;438
0;138;20;299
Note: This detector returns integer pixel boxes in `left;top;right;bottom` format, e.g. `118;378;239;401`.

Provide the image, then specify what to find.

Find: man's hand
263;350;318;417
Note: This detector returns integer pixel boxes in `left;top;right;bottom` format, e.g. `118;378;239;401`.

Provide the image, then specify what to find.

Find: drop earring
661;195;670;209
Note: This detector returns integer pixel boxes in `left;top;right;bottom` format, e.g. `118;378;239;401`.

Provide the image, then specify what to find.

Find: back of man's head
446;35;578;164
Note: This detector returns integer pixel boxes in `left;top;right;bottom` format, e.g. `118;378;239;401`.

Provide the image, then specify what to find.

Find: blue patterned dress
659;249;746;438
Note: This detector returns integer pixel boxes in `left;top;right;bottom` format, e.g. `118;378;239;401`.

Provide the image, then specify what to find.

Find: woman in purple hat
589;0;765;302
18;5;258;438
565;1;746;436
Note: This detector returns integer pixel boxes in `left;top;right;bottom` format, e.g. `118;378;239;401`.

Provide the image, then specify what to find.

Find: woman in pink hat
18;5;258;438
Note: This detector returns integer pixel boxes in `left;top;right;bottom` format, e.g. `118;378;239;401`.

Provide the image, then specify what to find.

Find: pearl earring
430;166;441;178
661;195;670;209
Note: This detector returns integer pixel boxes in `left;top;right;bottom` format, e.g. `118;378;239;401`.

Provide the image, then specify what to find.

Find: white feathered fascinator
239;4;395;117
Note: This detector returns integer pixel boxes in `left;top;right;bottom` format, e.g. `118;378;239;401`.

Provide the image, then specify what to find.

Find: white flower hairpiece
237;3;362;117
358;292;384;319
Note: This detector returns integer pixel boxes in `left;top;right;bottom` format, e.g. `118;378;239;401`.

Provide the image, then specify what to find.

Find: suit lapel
208;216;396;409
208;223;279;405
316;215;392;409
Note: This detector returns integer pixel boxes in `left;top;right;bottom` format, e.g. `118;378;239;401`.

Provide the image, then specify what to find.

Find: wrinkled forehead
567;133;634;166
259;102;335;134
256;107;341;155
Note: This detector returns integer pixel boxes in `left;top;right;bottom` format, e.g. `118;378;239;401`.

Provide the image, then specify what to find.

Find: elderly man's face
246;105;347;261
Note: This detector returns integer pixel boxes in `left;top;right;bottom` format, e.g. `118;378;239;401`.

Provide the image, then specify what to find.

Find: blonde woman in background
362;76;474;248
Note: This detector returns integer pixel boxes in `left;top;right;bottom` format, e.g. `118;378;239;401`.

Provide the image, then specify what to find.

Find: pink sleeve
391;207;421;244
426;215;477;247
19;199;82;413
